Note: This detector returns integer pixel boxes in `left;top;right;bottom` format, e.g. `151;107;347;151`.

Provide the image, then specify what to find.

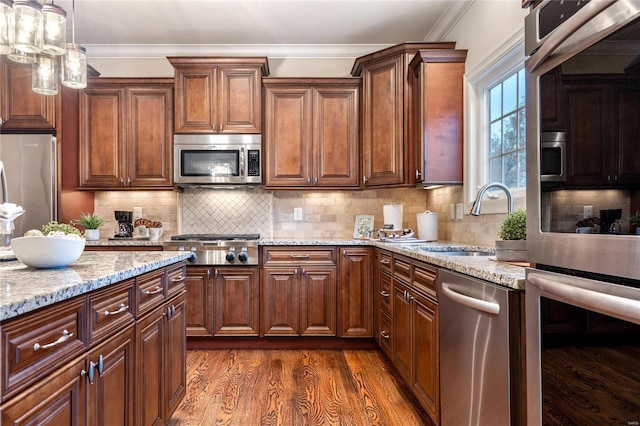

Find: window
463;38;527;214
488;68;526;189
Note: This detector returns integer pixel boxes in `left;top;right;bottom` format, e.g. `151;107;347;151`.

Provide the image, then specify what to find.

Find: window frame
464;36;527;215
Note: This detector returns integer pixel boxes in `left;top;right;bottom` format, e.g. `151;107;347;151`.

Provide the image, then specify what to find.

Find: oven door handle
528;272;640;324
441;283;500;316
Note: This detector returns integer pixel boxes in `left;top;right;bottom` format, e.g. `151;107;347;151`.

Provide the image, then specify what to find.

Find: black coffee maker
114;210;134;238
600;209;622;234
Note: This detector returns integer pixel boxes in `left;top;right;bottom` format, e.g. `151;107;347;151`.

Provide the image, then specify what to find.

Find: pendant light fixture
41;1;65;55
61;0;86;89
0;0;14;55
7;47;35;63
12;0;42;54
32;53;57;94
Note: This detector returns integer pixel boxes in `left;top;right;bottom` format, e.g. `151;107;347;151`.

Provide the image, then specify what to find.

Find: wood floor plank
169;349;429;425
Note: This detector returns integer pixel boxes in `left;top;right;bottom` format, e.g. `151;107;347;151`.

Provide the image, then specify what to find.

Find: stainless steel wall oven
526;1;640;424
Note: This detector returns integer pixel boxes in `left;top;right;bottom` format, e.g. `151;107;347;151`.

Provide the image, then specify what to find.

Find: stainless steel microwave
540;131;565;183
173;134;262;186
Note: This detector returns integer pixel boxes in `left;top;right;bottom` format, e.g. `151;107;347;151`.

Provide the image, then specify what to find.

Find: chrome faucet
470;182;514;216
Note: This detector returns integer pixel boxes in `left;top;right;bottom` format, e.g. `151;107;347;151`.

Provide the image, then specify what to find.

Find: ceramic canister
417;210;438;241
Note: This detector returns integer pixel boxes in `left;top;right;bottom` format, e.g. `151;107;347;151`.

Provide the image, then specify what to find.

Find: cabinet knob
415;170;422;180
314;177;318;185
219;124;223;132
119;178;125;186
363;175;368;184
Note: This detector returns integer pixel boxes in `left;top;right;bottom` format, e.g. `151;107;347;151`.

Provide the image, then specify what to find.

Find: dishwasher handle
441;282;500;315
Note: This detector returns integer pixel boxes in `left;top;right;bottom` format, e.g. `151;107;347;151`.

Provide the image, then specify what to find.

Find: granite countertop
85;237;526;290
85;238;165;246
0;251;193;322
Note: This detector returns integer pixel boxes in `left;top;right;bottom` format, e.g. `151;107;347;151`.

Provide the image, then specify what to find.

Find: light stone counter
0;251;193;322
85;238;165;247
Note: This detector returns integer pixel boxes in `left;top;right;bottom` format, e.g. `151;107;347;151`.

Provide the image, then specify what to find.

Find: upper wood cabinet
263;78;360;189
79;78;174;190
351;42;456;188
409;49;467;186
0;59;56;129
168;57;269;134
539;66;565;132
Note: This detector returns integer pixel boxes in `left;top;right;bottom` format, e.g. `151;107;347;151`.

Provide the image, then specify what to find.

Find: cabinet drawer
88;279;135;346
1;297;87;401
263;247;336;265
378;250;392;275
166;262;187;299
412;262;438;301
393;256;411;283
378;312;392;356
136;268;166;318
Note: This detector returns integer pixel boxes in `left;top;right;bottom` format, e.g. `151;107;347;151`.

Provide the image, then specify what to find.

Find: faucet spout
470;182;514;216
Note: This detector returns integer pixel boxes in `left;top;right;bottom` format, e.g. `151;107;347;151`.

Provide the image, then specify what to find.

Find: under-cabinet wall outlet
583;205;593;219
133;207;142;221
455;203;464;220
450;204;455;220
294;207;303;221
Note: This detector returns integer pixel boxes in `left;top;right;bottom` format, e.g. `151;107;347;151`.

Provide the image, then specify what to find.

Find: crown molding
424;0;475;42
85;43;395;59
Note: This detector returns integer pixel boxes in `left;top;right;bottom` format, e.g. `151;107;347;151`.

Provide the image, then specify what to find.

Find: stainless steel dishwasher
438;269;522;426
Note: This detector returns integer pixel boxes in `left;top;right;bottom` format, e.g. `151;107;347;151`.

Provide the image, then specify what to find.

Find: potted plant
495;208;526;262
630;211;640;235
73;213;106;241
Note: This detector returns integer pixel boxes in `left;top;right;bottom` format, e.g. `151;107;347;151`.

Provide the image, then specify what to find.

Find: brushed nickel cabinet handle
127;177;131;185
219;124;223;132
142;286;163;295
290;254;309;259
416;169;422;180
33;329;73;351
363;175;368;184
380;259;391;265
380;291;389;297
97;355;104;377
104;303;129;316
88;360;96;384
170;275;185;283
380;331;390;339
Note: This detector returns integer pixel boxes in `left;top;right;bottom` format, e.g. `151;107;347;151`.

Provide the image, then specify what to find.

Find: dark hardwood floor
168;349;431;425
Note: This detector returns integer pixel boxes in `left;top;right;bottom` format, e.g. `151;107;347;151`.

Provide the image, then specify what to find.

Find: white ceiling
54;0;471;58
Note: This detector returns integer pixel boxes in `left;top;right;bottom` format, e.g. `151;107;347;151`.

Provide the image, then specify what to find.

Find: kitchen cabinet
351;42;456;188
409;49;467;185
213;266;260;336
0;262;186;426
539;66;565;131
184;266;215;337
0;58;56;129
168;57;268;134
261;247;337;336
79;78;174;190
337;247;372;337
564;75;640;187
372;249;440;424
263;78;360;189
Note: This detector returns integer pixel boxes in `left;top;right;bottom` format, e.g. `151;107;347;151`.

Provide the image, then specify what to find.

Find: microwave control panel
247;150;260;177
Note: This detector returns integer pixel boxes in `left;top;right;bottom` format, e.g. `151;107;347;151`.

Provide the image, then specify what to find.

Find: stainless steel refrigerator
0;133;56;236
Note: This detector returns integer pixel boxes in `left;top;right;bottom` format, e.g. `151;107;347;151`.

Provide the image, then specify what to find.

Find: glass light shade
42;3;66;55
12;0;42;54
61;43;86;89
7;48;35;63
0;0;14;55
32;54;58;95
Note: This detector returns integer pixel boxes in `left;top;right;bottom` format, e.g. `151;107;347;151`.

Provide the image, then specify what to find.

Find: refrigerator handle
0;161;8;203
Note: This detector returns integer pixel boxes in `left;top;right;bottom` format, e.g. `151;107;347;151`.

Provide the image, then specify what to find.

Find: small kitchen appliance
599;209;622;234
163;234;260;265
114;210;134;238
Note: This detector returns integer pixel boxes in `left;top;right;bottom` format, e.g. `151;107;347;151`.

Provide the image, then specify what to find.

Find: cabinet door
185;266;214;337
392;281;412;384
539;66;565;131
300;266;337;336
361;55;405;187
614;88;640;185
213;266;260;336
262;267;300;336
263;85;313;187
79;88;127;188
565;84;612;186
135;306;165;426
173;67;217;133
218;65;262;134
0;357;86;426
338;247;372;337
412;292;439;424
164;293;186;421
0;59;56;129
127;86;173;188
313;85;360;187
87;326;135;426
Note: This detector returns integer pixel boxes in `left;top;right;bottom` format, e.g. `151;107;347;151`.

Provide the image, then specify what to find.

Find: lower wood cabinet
184;266;214;337
0;261;187;426
338;247;373;337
